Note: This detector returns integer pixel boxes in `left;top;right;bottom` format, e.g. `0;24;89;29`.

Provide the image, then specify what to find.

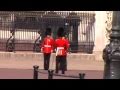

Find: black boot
55;70;58;74
44;66;49;70
62;70;65;74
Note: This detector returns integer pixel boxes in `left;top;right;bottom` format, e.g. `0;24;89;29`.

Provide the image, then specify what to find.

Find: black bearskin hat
45;28;52;36
57;27;64;37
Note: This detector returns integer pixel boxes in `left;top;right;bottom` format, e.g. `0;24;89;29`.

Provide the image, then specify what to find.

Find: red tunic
55;37;70;56
41;36;54;53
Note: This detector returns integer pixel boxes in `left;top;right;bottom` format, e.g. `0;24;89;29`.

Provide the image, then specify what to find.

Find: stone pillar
103;11;120;79
93;11;109;61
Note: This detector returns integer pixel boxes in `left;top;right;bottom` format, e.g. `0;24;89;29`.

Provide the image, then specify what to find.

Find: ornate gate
0;11;95;53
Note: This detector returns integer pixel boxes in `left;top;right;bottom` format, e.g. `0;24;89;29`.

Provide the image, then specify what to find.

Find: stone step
0;52;95;61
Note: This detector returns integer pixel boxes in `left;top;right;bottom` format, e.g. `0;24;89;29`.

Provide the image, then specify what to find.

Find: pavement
0;69;103;79
0;58;104;70
0;52;104;79
0;52;104;70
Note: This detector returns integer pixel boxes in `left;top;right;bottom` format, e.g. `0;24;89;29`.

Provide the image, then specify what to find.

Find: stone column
103;11;120;79
93;11;108;61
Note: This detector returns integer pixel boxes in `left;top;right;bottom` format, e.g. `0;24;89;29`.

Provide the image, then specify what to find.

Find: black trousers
55;56;66;74
44;53;51;70
64;56;67;71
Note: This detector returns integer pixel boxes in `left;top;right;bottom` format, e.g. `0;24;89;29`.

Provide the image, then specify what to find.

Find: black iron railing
0;11;95;53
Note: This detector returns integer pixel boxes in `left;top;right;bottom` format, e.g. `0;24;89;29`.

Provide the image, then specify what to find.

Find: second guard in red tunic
62;33;70;71
55;27;70;74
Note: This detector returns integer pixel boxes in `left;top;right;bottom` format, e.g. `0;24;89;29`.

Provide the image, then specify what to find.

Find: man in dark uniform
55;27;70;74
41;28;54;70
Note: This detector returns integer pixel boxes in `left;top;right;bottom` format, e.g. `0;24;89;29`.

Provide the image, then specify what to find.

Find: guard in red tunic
62;33;70;71
41;28;54;70
55;27;70;74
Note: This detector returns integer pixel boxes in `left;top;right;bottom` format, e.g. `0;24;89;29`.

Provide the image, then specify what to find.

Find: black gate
0;11;95;53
